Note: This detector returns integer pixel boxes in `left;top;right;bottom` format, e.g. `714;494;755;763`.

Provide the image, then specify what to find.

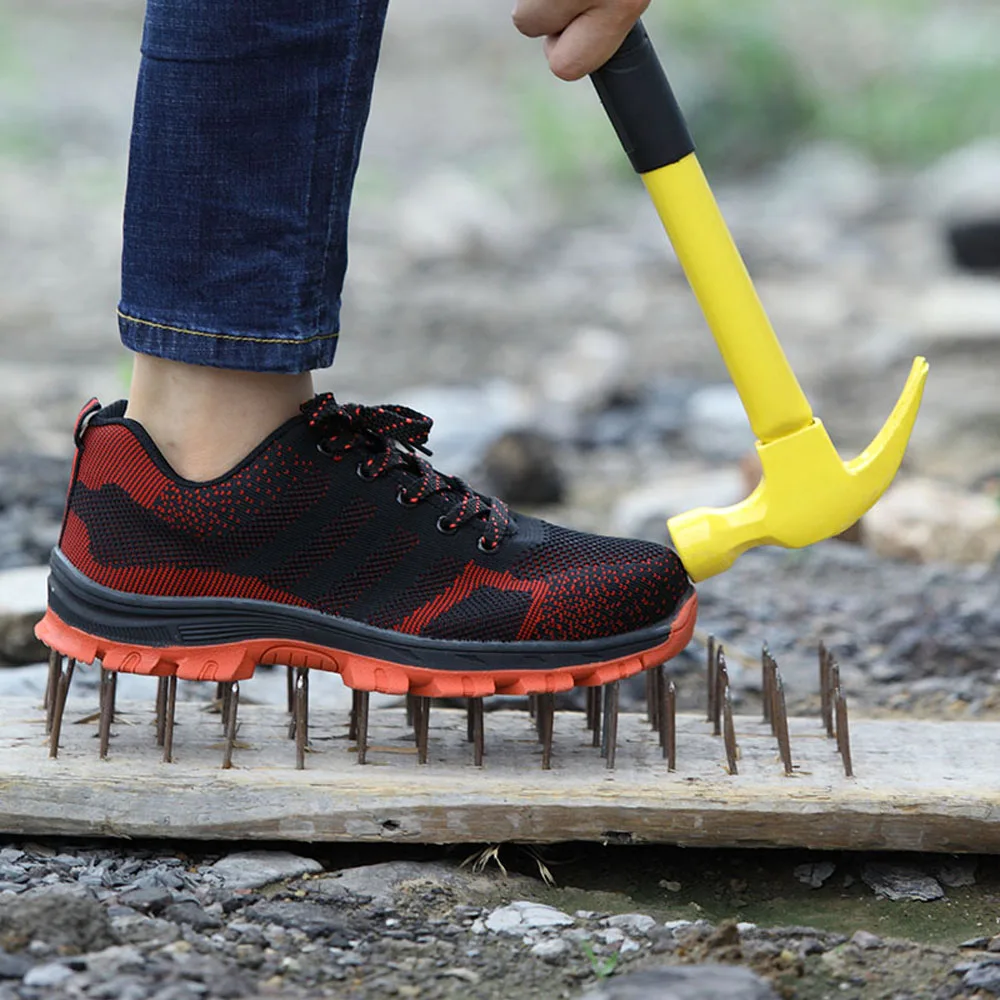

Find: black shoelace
303;394;510;551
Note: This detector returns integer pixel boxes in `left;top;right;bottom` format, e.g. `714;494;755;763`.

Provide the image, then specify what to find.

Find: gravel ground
1;844;998;1000
2;2;1000;998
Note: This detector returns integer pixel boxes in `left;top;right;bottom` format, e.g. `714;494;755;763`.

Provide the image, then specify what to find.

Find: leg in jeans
121;0;388;479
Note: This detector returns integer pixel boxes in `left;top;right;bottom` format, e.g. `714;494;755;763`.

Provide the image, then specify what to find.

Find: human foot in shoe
38;395;696;697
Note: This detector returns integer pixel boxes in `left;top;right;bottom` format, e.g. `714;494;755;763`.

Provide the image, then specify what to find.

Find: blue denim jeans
118;0;389;373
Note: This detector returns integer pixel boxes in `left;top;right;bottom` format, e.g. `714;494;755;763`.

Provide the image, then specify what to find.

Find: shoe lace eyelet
316;440;335;456
356;462;377;481
436;516;458;535
477;537;498;554
396;488;411;506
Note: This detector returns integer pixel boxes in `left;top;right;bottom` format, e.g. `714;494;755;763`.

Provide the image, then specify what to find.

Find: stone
610;467;746;542
685;385;755;461
536;327;630;418
206;851;323;891
397;170;523;262
913;278;1000;347
860;863;944;902
0;565;49;615
0;890;114;954
315;861;482;909
392;381;534;479
244;902;350;943
484;901;574;934
530;937;570;964
864;478;1000;565
936;858;977;888
479;429;565;505
118;886;173;913
793;862;836;889
964;961;1000;994
947;219;1000;274
576;964;777;999
110;915;180;947
989;935;1000;953
0;950;31;979
162;902;222;932
602;913;656;936
22;962;73;988
916;138;1000;225
772;142;883;222
850;930;882;950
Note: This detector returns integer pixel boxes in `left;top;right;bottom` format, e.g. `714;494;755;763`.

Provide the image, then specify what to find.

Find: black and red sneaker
37;395;697;697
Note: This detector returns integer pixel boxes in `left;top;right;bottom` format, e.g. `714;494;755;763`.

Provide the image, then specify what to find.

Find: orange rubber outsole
35;592;697;698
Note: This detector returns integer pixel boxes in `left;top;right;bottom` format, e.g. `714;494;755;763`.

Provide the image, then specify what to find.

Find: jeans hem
117;308;338;374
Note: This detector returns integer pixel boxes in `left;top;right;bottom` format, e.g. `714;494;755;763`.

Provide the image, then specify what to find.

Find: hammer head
669;357;929;581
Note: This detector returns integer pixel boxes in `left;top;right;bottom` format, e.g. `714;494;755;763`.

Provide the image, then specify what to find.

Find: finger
543;3;647;81
512;0;589;39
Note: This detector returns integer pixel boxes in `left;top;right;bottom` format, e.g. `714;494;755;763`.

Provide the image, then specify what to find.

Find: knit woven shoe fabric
37;395;697;697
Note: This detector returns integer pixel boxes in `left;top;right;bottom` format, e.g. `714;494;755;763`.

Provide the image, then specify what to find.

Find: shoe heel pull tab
73;398;102;448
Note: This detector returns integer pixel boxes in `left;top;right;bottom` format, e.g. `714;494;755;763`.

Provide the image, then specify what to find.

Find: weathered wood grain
1;689;997;851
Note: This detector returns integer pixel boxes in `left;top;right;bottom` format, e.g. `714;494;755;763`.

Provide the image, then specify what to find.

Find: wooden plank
1;692;998;852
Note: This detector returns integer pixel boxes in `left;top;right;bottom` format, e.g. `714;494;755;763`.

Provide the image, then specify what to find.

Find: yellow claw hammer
590;22;929;581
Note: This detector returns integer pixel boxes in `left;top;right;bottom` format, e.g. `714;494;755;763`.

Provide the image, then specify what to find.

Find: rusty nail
773;670;793;775
604;682;620;770
48;658;75;759
835;688;854;778
706;634;717;723
713;647;728;737
538;692;554;771
162;674;177;764
98;668;117;759
294;669;309;769
222;682;240;769
591;686;603;749
44;647;60;728
665;680;677;771
470;697;484;767
355;689;370;765
723;686;738;775
414;696;430;765
155;676;168;747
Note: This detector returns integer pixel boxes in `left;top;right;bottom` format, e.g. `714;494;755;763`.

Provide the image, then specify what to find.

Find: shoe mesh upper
60;404;692;643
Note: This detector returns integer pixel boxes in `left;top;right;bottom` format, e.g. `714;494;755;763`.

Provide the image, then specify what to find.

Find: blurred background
0;0;998;709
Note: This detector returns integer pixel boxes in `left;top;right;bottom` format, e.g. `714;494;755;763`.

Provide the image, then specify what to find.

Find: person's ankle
124;355;314;481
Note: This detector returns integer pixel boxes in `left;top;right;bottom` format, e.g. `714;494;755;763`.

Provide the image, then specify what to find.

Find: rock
0;890;114;954
913;278;1000;347
793;862;836;889
964;961;1000;994
479;430;564;505
397;170;523;262
536;328;630;420
989;935;1000;953
576;964;777;999
610;467;746;542
118;886;173;913
850;930;882;950
0;564;49;615
206;851;323;891
602;914;656;936
936;858;977;888
860;863;944;902
392;381;534;479
244;902;350;943
162;902;222;932
110;915;180;947
947;219;1000;274
0;950;32;979
530;937;570;964
864;478;1000;565
772;142;883;222
316;861;483;909
685;385;755;461
484;901;574;934
23;961;73;987
917;138;1000;226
